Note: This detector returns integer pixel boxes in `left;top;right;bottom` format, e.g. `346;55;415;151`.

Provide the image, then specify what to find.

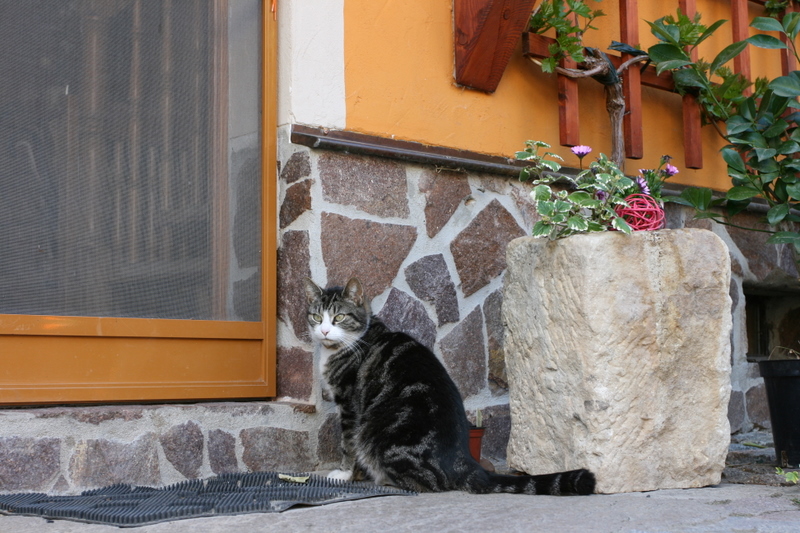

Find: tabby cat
305;277;595;495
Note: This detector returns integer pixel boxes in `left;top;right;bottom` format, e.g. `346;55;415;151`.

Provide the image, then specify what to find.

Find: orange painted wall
344;0;789;191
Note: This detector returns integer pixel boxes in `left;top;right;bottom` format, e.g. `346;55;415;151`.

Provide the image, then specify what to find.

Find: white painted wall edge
278;0;346;130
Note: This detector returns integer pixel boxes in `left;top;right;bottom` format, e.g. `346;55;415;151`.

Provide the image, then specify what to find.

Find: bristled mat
0;471;416;527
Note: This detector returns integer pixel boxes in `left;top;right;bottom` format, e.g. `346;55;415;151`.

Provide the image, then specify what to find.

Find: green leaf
567;216;589;232
541;159;562;172
537;200;555;216
750;156;779;173
554;200;573;213
672;68;708;89
767;203;790;225
726;186;761;201
725;115;752;136
721;147;746;172
568;191;593;204
586;221;606;232
696;19;728;47
786;182;800;200
647;20;680;46
532;184;552;201
763;92;791;117
763;118;790;138
655;59;693;75
725;198;751;217
541;57;557;73
648;43;690;63
777;140;800;154
767;231;800;245
532;221;552;238
710;40;748;74
746;34;788;50
694;210;723;220
750;16;785;33
738;131;769;148
611;217;632;234
678;187;714;210
663;195;694;207
769;74;800;98
741;98;757;121
785;12;800;41
754;147;778;161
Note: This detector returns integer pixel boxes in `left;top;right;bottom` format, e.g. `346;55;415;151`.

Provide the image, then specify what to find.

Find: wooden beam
731;0;752;94
620;0;643;159
781;1;798;74
454;0;538;93
679;0;703;169
558;57;581;147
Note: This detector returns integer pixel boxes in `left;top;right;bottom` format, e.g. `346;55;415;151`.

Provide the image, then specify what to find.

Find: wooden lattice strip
731;0;752;92
558;56;582;147
679;0;704;168
620;0;643;159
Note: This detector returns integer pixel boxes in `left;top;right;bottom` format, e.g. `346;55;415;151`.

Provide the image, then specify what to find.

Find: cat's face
304;278;370;349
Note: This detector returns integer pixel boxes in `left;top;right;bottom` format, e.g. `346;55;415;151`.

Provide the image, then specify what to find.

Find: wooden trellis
455;0;799;170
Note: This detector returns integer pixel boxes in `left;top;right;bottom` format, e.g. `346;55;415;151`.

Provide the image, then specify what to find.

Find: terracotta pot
469;427;485;461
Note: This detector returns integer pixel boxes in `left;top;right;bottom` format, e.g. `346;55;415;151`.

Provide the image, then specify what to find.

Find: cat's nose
320;326;330;336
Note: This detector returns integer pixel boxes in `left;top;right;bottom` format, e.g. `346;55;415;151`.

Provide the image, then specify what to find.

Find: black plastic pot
758;359;800;467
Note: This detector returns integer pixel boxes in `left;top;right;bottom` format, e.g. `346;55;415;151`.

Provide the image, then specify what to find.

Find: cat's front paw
327;469;353;482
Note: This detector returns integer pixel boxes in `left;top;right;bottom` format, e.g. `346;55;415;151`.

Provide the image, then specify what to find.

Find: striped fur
305;277;595;496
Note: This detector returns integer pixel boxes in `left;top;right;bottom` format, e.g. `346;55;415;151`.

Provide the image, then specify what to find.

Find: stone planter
502;229;732;494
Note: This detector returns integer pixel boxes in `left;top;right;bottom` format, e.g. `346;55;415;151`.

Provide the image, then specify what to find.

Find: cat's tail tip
573;468;596;495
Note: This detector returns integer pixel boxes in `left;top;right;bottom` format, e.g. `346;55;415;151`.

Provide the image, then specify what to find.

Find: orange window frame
0;4;277;405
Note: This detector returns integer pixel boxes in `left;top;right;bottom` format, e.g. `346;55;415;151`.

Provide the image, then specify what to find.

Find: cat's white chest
318;344;338;396
318;345;337;379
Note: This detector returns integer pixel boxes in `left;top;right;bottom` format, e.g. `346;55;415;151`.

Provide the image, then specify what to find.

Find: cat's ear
304;278;323;304
343;277;365;306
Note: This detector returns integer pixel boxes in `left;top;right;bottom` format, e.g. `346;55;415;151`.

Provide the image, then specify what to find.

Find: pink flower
571;145;592;158
664;163;679;176
635;176;651;196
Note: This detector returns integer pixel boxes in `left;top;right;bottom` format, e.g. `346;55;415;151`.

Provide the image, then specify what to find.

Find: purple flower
595;190;609;201
663;163;679;177
635;176;651;196
571;145;592;158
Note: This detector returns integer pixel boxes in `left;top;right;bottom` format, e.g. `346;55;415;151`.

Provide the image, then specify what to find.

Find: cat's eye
333;314;346;323
310;314;323;323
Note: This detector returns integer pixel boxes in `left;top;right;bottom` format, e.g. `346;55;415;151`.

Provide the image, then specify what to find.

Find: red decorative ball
615;194;665;231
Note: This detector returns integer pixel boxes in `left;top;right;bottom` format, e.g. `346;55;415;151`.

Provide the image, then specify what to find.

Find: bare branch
526;56;608;79
615;55;649;75
556;63;607;79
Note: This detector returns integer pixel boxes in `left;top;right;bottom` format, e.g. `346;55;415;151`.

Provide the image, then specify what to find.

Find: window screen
0;0;261;321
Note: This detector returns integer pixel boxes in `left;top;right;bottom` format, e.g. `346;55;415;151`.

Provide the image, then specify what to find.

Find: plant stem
703;215;777;234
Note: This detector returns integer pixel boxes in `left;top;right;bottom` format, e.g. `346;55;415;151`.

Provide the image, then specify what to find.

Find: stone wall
0;402;333;494
274;126;538;468
1;125;798;494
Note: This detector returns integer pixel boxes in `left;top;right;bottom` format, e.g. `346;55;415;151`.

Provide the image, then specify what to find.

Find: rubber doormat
0;471;416;527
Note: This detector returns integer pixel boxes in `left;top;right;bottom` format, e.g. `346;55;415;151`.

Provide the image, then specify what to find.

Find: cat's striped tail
480;468;595;496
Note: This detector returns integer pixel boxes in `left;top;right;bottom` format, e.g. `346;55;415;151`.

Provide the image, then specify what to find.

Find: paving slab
2;483;800;533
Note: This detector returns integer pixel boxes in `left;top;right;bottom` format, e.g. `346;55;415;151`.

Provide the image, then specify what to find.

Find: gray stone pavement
2;483;800;533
